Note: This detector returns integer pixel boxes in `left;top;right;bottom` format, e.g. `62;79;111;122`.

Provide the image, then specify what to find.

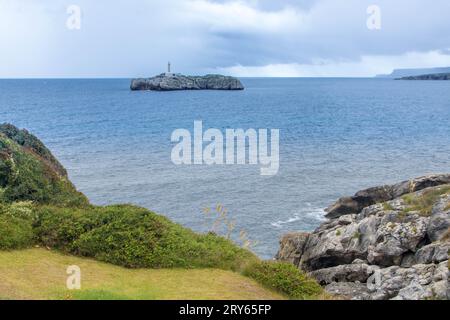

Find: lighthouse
165;62;173;77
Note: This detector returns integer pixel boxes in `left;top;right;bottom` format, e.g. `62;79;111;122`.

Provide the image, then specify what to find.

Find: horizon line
0;76;378;80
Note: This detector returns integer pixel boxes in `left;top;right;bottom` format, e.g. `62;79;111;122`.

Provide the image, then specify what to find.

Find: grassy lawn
0;248;284;300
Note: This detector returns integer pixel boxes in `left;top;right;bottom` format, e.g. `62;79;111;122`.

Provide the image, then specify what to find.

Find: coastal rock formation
397;73;450;80
376;67;450;78
325;174;450;219
276;174;450;300
130;74;244;91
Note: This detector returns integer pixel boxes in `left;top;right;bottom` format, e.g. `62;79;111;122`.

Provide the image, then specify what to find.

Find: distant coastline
396;72;450;80
376;67;450;79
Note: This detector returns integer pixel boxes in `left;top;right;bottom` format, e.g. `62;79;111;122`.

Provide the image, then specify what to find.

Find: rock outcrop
130;74;244;91
276;174;450;300
325;174;450;219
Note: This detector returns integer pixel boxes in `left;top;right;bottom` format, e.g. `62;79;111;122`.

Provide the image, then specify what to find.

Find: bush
0;215;34;250
1;201;37;221
0;201;36;250
33;205;102;249
0;123;67;177
0;135;88;207
243;261;323;300
34;204;256;269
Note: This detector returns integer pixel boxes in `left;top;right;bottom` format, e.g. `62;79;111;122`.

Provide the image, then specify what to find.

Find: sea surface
1;78;450;259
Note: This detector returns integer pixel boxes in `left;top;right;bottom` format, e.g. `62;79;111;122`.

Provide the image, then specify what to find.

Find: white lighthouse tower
165;62;173;77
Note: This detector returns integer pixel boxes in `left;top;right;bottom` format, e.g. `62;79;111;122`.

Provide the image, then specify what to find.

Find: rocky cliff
397;73;450;80
376;67;450;78
130;74;244;91
276;175;450;300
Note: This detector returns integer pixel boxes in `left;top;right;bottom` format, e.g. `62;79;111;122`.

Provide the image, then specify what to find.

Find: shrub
0;201;36;250
0;215;34;250
33;205;102;249
0;123;67;177
243;261;323;300
0;135;88;207
34;204;256;270
1;201;37;222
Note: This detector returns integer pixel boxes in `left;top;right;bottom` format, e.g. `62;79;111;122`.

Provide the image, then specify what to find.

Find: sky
1;0;450;78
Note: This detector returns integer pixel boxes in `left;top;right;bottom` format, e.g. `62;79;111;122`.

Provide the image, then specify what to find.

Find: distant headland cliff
397;73;450;80
130;73;244;91
376;67;450;78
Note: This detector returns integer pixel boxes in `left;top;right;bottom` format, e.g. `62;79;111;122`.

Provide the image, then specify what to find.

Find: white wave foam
270;206;326;229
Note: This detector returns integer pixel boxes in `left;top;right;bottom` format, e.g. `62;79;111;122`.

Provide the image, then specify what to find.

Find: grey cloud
0;0;449;77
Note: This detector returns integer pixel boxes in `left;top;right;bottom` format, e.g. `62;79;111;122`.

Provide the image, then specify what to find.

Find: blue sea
1;78;450;259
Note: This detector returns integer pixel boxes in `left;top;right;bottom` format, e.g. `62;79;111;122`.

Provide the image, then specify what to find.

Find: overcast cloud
1;0;450;77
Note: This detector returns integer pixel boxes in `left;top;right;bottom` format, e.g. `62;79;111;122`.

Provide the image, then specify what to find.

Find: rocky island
276;174;450;300
130;73;244;91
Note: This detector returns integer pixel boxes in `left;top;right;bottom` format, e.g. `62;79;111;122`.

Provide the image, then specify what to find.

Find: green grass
0;215;33;250
382;202;394;211
401;185;450;217
68;290;132;300
243;261;323;300
0;249;284;300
